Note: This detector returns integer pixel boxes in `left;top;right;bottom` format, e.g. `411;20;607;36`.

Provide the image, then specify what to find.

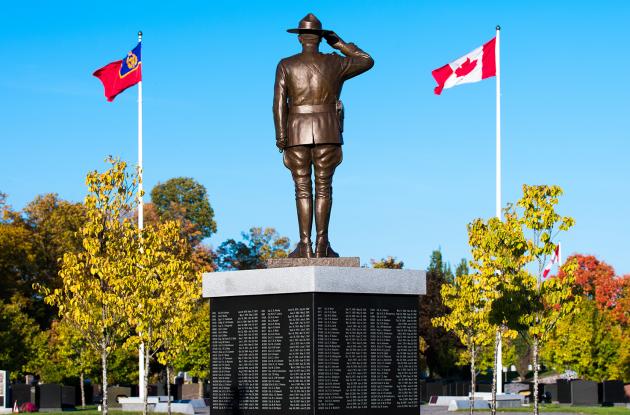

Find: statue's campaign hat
287;13;331;34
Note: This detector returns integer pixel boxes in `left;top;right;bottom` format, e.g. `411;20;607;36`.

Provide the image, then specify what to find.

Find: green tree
172;303;210;397
44;157;138;415
371;256;404;269
418;250;461;378
150;177;217;243
433;273;494;414
216;227;290;270
0;297;48;380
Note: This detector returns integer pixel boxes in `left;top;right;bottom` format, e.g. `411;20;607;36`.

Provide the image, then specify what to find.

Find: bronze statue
273;13;374;258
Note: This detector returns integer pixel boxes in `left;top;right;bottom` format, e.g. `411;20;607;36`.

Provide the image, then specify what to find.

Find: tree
467;208;526;414
418;250;462;378
172;303;210;398
566;254;629;324
216;227;290;270
0;296;48;381
150;177;217;243
44;157;138;415
371;256;404;269
542;254;630;382
433;273;495;415
542;300;626;381
0;193;85;329
514;185;579;415
123;220;200;415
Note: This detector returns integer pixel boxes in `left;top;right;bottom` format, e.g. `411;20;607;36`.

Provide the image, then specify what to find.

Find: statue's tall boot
289;198;314;258
314;197;339;258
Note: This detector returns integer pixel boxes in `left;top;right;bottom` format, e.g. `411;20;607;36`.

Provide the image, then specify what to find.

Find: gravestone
0;370;9;408
203;265;425;415
425;382;446;399
544;383;558;402
601;380;625;404
106;386;131;408
39;384;62;412
557;379;571;404
571;380;598;405
10;384;32;406
61;386;76;408
418;380;427;403
181;384;200;400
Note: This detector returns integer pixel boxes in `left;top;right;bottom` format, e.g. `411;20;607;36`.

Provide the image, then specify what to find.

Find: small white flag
542;243;561;279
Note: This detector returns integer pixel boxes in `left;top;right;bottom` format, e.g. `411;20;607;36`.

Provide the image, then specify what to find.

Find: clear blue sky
1;1;628;274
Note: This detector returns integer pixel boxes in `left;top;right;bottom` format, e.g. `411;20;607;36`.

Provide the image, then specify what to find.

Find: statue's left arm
326;32;374;80
273;62;288;151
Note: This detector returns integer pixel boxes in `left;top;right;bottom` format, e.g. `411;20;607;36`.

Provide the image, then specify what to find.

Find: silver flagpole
495;24;503;396
137;30;146;402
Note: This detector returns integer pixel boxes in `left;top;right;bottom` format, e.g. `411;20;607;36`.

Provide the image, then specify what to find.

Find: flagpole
495;24;503;396
137;30;146;402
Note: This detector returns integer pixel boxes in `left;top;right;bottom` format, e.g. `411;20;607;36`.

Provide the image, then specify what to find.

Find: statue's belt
289;103;337;114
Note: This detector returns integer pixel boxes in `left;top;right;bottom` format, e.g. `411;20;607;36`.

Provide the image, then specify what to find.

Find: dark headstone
544;383;558;402
39;384;62;410
601;380;625;404
210;292;419;415
557;379;571;404
455;382;468;396
61;386;75;408
447;382;456;396
106;386;131;408
266;257;360;268
418;380;427;403
75;382;93;405
476;383;491;393
425;382;445;399
571;380;598;405
11;384;33;406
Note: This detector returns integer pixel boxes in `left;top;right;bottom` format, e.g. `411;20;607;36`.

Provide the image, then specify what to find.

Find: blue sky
1;1;628;274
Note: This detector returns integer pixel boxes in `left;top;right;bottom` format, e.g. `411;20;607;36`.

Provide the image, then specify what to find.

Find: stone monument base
203;265;426;415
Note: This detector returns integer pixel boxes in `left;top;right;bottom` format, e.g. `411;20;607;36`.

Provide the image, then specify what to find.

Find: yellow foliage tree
433;273;494;415
122;219;200;415
44;157;138;415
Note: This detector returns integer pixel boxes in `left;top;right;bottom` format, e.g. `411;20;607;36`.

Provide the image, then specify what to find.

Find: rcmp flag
93;42;142;102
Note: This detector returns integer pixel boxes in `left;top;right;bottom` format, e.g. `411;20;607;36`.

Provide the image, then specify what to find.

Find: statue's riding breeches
283;144;342;200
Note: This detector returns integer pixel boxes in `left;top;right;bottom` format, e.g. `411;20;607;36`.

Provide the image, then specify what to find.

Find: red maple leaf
455;58;478;77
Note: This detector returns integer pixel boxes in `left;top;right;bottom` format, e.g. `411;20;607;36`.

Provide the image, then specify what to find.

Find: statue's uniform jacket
273;42;374;146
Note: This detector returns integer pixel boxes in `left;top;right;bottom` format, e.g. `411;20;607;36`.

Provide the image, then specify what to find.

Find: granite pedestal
203;265;425;415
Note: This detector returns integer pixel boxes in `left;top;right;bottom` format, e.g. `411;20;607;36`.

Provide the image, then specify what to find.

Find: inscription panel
209;293;418;415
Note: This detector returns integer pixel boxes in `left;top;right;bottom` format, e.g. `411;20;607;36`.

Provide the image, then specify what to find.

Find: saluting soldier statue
273;13;374;258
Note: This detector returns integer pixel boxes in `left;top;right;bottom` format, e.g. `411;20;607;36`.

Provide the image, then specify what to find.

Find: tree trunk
533;336;539;415
491;329;500;415
101;346;108;415
198;380;203;400
166;366;172;415
143;341;150;415
469;343;476;415
80;372;86;408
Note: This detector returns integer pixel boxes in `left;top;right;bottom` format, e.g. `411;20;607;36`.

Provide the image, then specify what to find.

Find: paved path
420;405;602;415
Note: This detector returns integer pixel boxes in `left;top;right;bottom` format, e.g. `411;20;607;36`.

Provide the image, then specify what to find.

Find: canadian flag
432;37;496;95
542;243;562;279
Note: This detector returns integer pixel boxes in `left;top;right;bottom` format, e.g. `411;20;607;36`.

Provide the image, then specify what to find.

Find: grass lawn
460;403;630;414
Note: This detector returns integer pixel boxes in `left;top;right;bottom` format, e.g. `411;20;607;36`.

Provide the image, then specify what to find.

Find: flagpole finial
496;25;501;31
138;31;143;42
